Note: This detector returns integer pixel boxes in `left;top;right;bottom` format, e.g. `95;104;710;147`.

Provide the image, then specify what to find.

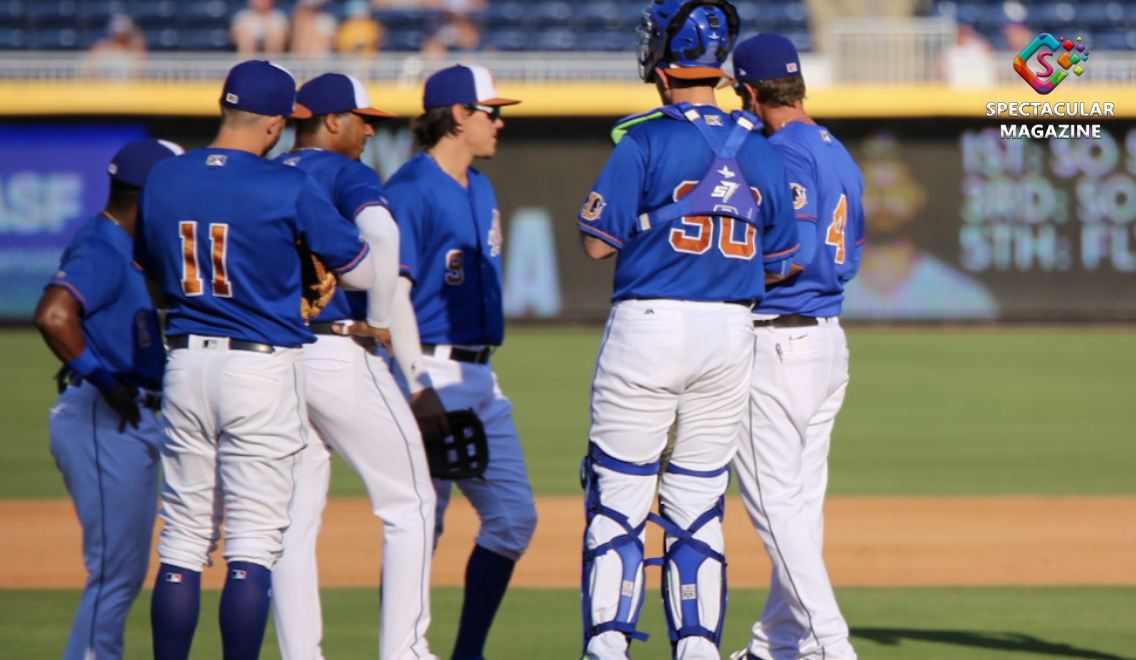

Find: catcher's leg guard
580;443;660;654
651;462;731;652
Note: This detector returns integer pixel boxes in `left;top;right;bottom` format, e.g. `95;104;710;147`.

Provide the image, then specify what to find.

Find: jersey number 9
444;249;464;285
179;221;233;297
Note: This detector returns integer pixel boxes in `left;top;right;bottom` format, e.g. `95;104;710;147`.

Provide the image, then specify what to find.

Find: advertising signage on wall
1;117;1132;322
0;123;148;320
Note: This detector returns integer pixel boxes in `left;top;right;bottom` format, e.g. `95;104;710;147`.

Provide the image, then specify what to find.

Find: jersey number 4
825;195;848;265
179;221;233;297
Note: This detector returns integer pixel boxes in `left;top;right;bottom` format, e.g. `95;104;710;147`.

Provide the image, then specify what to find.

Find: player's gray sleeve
389;277;433;394
354;205;399;329
336;243;375;291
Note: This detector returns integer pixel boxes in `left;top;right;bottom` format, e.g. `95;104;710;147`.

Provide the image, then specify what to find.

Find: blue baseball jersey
134;148;370;347
48;214;165;391
758;122;866;317
577;105;798;303
386;152;505;346
276;149;390;323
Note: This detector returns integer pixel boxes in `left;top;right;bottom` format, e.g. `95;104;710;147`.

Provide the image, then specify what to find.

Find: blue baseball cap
107;138;184;188
732;33;802;83
221;60;312;118
297;73;396;119
423;64;520;110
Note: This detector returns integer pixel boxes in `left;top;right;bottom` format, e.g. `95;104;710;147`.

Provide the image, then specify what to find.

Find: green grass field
5;326;1136;497
3;325;1135;658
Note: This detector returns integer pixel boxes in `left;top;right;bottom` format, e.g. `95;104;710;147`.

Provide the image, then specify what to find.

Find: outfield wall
2;83;1134;321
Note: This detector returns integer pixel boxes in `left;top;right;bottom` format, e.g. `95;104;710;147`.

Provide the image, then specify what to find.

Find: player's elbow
580;233;617;260
33;295;75;338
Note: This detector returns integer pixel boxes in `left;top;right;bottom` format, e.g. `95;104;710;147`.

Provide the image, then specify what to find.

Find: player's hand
333;322;393;354
100;381;141;432
412;387;450;446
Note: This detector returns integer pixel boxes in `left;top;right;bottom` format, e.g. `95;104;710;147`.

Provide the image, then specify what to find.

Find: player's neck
665;86;719;107
763;104;814;135
102;204;137;237
427;140;474;187
210;126;273;157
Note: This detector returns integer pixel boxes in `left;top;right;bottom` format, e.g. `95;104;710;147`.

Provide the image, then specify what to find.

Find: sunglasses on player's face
465;104;502;121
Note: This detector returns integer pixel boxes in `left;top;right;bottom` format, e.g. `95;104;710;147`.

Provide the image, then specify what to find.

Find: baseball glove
298;240;336;321
424;409;489;480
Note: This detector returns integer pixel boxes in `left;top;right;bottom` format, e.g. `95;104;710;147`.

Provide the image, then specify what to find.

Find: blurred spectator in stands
85;14;146;80
420;9;482;56
938;23;995;87
1002;21;1033;53
336;0;385;56
805;0;918;52
291;0;339;58
231;0;289;55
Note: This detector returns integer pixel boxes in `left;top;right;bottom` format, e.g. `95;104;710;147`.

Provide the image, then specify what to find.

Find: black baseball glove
424;409;489;480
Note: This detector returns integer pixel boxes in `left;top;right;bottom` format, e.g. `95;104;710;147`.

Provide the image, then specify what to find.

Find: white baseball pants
734;319;856;660
156;338;306;572
585;299;754;660
272;334;438;660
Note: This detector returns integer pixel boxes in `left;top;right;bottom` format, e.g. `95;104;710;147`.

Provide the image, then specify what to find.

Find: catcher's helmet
636;0;740;83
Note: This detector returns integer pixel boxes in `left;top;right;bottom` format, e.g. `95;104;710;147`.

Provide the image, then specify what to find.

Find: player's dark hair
751;74;806;108
410;106;460;149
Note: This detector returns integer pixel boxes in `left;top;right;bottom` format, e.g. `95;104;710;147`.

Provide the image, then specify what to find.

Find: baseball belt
53;366;162;411
421;344;493;365
752;314;829;328
308;320;352;336
167;335;275;354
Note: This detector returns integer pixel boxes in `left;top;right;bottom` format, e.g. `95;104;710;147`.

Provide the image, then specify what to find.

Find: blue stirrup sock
451;545;516;660
218;561;273;660
151;564;202;660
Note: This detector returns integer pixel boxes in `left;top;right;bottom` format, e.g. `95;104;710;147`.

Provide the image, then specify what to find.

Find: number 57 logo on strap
1014;33;1088;95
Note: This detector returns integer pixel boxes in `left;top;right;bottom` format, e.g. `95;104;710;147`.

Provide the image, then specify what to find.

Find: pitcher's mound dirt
3;496;1135;589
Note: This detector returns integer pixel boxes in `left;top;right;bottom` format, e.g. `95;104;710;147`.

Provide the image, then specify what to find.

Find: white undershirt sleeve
335;247;374;291
390;276;433;394
354;205;400;328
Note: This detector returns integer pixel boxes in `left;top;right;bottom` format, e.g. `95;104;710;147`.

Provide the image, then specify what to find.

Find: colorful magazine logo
1014;33;1088;94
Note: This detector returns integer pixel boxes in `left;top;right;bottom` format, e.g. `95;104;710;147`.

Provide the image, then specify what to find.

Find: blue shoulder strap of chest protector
637;103;763;232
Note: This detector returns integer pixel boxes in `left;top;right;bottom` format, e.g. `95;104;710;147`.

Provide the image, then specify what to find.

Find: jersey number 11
179;221;233;297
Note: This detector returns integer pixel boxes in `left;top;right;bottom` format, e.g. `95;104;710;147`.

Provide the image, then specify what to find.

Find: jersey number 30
825;195;847;265
179;221;233;297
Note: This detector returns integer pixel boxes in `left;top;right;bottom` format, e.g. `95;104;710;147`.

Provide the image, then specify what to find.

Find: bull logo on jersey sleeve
488;209;503;257
581;192;606;222
791;183;808;210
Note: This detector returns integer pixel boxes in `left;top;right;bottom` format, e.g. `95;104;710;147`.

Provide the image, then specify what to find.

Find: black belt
55;367;162;410
167;335;275;354
422;344;493;364
753;314;822;328
309;321;349;336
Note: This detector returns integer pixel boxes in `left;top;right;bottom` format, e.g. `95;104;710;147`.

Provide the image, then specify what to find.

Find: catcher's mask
636;0;740;84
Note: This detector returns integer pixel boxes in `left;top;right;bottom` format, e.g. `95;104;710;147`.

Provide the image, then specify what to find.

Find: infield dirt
3;495;1134;590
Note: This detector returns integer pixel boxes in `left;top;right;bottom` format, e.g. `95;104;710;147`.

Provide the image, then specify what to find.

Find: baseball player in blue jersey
576;3;799;659
136;60;376;660
385;64;537;660
729;34;866;660
33;138;182;660
269;72;441;660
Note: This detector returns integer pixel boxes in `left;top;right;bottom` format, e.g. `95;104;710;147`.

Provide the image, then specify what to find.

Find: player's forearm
389;277;433;394
336;245;375;291
355;206;399;328
580;232;617;260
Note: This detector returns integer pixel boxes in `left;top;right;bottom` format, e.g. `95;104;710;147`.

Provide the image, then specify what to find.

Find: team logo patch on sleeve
580;192;606;221
791;183;808;210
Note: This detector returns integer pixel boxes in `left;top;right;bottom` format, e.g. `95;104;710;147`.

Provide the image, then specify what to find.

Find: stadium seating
1;0;1134;55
